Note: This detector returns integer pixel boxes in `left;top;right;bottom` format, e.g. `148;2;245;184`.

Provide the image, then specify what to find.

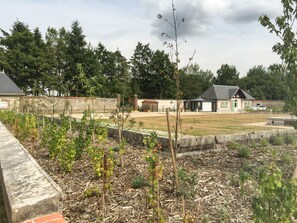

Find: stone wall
107;126;297;154
0;96;22;111
20;96;117;114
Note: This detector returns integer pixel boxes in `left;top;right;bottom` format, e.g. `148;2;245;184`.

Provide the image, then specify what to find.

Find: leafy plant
252;164;297;222
177;168;198;199
270;135;284;146
83;186;101;198
259;138;269;147
87;127;114;213
144;132;164;222
131;175;147;189
237;146;250;158
284;134;295;145
227;141;240;150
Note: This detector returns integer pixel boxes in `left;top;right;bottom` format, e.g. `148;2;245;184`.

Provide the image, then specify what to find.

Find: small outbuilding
0;72;25;110
189;85;254;112
141;100;159;112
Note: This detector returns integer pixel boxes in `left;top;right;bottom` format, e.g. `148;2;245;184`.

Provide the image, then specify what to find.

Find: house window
244;101;251;108
220;101;228;108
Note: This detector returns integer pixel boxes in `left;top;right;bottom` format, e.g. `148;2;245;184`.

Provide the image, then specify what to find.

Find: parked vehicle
251;104;267;110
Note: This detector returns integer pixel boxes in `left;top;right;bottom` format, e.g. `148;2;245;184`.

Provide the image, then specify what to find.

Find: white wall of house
202;102;212;112
214;99;253;112
137;99;184;112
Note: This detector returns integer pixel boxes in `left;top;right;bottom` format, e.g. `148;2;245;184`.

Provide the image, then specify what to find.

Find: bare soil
23;138;297;223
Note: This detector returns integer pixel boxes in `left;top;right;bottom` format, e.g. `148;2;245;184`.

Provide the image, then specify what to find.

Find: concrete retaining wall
107;127;297;153
0;122;63;223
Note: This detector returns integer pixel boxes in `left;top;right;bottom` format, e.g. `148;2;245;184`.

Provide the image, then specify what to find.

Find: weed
83;186;101;198
237;146;250;158
201;215;209;223
270;135;284;146
279;151;293;165
227;141;239;150
131;175;147;189
284;134;296;145
177;168;198;199
259;138;269;147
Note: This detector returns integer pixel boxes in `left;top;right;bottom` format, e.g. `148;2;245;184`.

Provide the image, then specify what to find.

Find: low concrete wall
20;96;117;114
0;122;63;223
267;117;297;126
107;126;297;153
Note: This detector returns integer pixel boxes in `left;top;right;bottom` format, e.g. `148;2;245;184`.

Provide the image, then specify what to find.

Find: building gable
0;72;24;96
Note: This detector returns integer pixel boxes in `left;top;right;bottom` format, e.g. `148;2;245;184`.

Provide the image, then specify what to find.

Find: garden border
0;122;63;223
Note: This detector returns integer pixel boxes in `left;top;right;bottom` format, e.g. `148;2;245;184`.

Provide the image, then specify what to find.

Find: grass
101;113;287;136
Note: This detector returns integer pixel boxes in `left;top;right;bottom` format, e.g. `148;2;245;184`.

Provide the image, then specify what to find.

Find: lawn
119;113;287;136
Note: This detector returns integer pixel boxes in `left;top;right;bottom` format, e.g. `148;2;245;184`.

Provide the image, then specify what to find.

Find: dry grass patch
127;113;287;136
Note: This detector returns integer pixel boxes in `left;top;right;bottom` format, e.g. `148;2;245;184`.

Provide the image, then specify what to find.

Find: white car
251;105;267;110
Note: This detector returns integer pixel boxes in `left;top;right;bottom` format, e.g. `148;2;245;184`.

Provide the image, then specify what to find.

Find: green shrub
249;140;258;149
237;146;250;158
177;168;198;199
280;151;293;165
270;135;284;146
252;164;297;222
227;141;240;150
131;175;147;189
259;138;269;147
83;186;100;198
284;134;296;145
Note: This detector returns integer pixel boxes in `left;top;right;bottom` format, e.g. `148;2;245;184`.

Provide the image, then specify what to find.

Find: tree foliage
180;64;214;99
0;19;292;101
259;0;297;114
214;64;240;86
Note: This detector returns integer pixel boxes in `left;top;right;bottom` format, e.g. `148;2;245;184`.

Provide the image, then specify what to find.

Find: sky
0;0;284;76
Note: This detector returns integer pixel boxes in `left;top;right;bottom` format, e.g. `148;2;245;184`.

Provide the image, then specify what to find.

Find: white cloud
0;0;284;76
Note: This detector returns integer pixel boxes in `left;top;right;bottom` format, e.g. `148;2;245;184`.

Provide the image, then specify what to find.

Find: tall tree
180;64;214;99
130;42;153;98
31;28;48;95
150;50;175;99
0;21;37;93
215;64;240;86
45;27;69;96
64;20;87;96
259;0;297;115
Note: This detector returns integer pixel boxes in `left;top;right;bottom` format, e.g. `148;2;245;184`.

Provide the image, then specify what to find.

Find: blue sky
1;0;283;76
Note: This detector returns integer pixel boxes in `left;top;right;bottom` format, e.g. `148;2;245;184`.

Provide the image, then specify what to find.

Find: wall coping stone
0;122;63;223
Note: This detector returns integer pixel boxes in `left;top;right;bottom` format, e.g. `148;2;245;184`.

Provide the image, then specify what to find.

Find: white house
188;85;255;112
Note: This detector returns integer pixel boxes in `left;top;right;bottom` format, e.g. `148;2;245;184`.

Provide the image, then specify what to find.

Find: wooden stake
166;108;178;191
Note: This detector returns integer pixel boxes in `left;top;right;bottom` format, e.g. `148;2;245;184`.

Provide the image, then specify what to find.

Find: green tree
45;27;69;96
95;43;130;98
130;42;153;98
180;64;214;99
150;50;175;99
0;21;36;92
31;28;48;96
64;20;87;96
239;65;288;100
259;0;297;115
215;64;240;86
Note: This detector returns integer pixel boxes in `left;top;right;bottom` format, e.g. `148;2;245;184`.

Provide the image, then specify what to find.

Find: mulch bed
22;137;297;223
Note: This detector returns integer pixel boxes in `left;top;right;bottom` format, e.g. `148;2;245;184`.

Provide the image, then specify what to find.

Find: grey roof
0;72;25;96
199;85;254;100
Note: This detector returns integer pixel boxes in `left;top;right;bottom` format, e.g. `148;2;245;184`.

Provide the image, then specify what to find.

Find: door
202;102;212;112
